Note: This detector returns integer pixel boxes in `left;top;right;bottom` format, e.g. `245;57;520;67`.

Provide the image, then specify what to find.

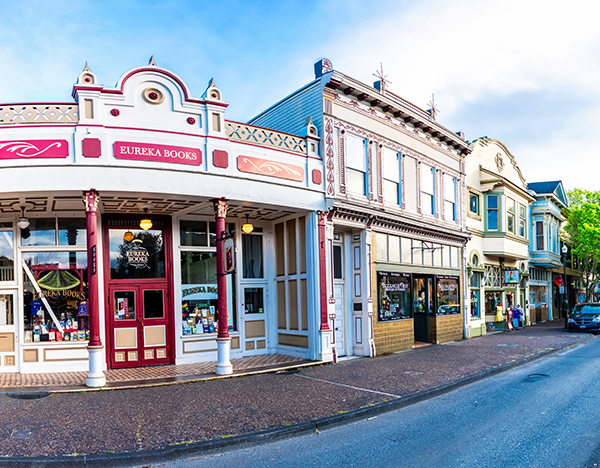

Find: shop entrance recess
332;240;345;356
0;292;17;372
413;276;433;343
103;215;173;369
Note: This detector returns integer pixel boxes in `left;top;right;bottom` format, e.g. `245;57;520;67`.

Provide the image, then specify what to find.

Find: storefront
0;62;330;382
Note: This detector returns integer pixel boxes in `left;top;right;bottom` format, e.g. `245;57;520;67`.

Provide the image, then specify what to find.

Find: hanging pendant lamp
17;205;30;229
140;208;153;230
241;214;254;234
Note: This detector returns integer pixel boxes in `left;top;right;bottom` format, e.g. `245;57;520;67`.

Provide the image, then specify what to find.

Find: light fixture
562;244;568;255
139;208;153;231
123;230;134;242
241;214;254;234
17;206;30;229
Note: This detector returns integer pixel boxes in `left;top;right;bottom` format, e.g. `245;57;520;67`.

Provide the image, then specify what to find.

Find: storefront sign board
223;237;235;274
237;155;304;182
0;140;69;159
504;270;519;284
114;141;202;166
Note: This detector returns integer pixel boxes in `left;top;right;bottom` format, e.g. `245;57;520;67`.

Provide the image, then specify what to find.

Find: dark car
567;303;600;333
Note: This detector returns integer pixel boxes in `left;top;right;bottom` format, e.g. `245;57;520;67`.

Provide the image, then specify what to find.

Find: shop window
382;148;400;204
507;198;515;234
444;175;457;222
420;165;435;215
181;251;236;335
109;229;165;280
519;205;526;237
470;272;481;318
469;192;479;215
22;251;89;343
486;195;499;230
536;221;544;250
180;220;208;246
436;276;460;315
345;133;367;196
377;272;411;321
244;287;264;314
58;219;86;246
485;291;502;316
0;294;14;325
0;230;14;281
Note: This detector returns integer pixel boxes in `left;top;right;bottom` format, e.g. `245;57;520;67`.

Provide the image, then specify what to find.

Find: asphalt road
150;338;600;468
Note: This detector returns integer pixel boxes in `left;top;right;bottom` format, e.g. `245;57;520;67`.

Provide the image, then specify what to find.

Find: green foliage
564;189;600;299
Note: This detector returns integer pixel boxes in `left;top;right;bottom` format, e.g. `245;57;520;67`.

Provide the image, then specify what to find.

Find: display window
180;219;237;336
22;251;89;343
377;271;411;321
22;218;86;247
0;229;14;282
470;272;481;318
436;276;460;314
485;291;502;315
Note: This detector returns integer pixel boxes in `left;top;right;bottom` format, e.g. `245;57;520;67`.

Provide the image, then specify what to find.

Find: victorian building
250;59;472;357
0;61;331;383
465;138;534;335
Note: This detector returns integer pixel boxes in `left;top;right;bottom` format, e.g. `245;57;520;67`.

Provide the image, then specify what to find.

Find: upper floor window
22;218;86;247
535;221;544;250
507;198;515;234
382;147;400;205
345;134;366;196
519;204;526;237
421;165;435;216
444;175;457;222
469;192;480;216
486;195;499;230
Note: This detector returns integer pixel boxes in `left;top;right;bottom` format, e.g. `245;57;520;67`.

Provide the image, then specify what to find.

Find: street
152;337;600;468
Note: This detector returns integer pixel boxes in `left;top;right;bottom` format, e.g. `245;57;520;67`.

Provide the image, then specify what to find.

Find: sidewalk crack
295;374;402;398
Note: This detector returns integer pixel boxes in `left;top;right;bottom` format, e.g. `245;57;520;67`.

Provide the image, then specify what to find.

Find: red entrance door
103;216;173;369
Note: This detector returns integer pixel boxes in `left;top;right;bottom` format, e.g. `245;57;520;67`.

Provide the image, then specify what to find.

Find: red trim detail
237;155;304;182
312;169;322;185
0;139;69;159
82;138;102;158
212;149;229;168
0;101;77;106
318;213;330;331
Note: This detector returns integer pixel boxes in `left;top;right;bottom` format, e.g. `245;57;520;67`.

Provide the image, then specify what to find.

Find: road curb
1;334;593;467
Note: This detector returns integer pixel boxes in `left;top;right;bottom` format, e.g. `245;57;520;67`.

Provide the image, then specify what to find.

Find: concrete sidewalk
0;320;592;467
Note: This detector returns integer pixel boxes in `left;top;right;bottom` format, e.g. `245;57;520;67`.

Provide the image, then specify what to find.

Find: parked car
567;303;600;333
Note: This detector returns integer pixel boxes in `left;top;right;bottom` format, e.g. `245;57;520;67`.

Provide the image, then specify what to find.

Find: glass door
414;276;433;342
0;292;17;371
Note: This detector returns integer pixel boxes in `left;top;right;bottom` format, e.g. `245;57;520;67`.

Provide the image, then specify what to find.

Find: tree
562;189;600;300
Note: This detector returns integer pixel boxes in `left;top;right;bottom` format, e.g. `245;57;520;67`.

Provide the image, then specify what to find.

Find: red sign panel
114;141;202;166
0;140;69;159
237;155;304;182
223;237;235;274
553;275;565;287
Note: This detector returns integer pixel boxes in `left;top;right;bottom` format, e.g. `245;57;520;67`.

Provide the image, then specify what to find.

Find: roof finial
208;77;216;87
148;56;157;66
83;61;91;72
427;93;439;121
373;62;391;94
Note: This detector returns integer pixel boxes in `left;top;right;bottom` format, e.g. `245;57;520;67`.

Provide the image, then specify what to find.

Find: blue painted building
527;181;568;322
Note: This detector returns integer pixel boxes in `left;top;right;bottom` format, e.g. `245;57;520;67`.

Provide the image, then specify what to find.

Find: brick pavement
0;320;593;464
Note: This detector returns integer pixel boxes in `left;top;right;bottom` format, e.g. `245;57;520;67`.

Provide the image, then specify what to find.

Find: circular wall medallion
142;87;165;105
187;117;196;125
110;109;120;117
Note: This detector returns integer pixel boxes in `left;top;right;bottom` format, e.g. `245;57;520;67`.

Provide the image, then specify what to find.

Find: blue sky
1;0;598;190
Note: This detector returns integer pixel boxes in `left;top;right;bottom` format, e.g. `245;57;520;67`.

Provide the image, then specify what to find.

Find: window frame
486;194;500;231
345;133;368;197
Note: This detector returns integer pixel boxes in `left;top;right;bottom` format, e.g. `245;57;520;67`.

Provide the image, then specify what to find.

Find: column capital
83;189;100;213
211;197;228;218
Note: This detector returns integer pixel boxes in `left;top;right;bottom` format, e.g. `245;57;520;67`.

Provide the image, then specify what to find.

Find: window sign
378;272;412;321
504;269;520;284
436;275;460;314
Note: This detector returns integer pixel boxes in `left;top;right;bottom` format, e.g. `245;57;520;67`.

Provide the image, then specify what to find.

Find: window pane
469;194;478;214
0;231;14;281
22;251;89;342
0;294;14;325
242;234;264;278
347;168;365;195
346;134;365;171
244;287;264;314
333;245;343;279
487;195;498;209
383;148;399;183
378;272;412;321
383;180;398;204
422;193;433;215
143;290;164;319
444;175;455;202
180;220;207;247
21;218;55;246
436;276;460;314
109;229;165;279
58;219;86;246
507;214;514;233
519;219;525;237
421;165;434;194
115;291;136;321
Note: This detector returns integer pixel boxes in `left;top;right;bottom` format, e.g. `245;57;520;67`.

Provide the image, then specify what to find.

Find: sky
1;0;599;191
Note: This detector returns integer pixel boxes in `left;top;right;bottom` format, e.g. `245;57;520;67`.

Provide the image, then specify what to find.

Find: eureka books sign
113;142;202;166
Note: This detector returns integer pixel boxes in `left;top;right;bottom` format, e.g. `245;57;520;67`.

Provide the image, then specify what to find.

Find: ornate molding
324;118;335;197
84;189;100;213
212;197;228;218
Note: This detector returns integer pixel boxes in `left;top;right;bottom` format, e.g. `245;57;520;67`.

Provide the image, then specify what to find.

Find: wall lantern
139;208;153;231
123;230;134;242
241;214;254;234
17;206;30;229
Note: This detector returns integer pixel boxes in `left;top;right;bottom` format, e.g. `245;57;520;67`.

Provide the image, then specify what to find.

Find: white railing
0;266;14;282
0;104;79;125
